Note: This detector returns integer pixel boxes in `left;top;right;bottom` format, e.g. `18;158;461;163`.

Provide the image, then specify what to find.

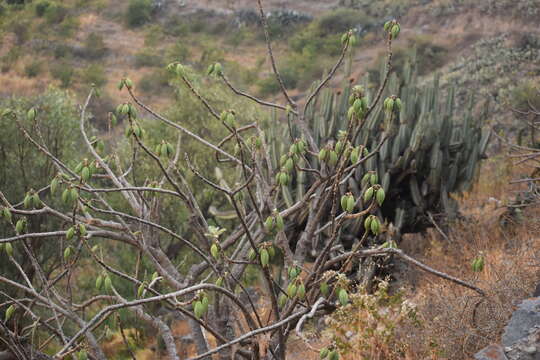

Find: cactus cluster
268;59;490;246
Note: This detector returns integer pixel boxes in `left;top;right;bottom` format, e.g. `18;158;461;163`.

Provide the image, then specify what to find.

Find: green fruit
2;207;12;222
297;283;306;300
328;151;338;167
264;216;274;232
66;227;75;240
341;32;348;45
364;216;373;232
27;108;37;121
385;97;394;112
329;350;340;360
338;288;349;306
376;188;386;206
318;148;328;162
347;106;355;121
472;256;485;272
15;219;25;234
5;242;13;257
335;140;344;154
95;275;103;290
384;20;392;32
216;277;224;287
165;143;174;157
5;305;15;322
371;218;380;235
391;24;400;39
275;214;284;232
77;350;88;360
363;187;374;203
133;124;142;138
125;78;133;89
225;112;236;128
61;189;69;204
75;162;84;174
288;266;300;279
279;154;288;167
63;246;72;260
125;125;133;138
287;283;297;298
194;301;204;319
173;63;185;77
201;296;209;314
370;173;378;185
395;98;403;111
320;348;329;359
23;194;31;209
346;195;355;213
297;139;306;153
260;248;269;267
277;172;289;186
79;224;87;237
104;276;112;292
320;282;329;297
267;245;276;259
278;293;288;308
214;62;222;75
155;143;162;155
350;147;360;164
284;158;294;173
353;99;363;114
210;243;219;259
289;143;299;155
70;188;79;204
32;194;41;208
340;195;348;212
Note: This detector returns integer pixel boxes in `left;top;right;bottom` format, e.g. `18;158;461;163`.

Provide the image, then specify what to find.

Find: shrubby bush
84;32;108;59
50;62;74;88
80;64;107;88
510;81;540;111
126;0;153;27
35;0;50;17
290;8;373;56
24;60;42;78
134;49;165;68
392;35;448;76
44;2;68;24
138;68;169;93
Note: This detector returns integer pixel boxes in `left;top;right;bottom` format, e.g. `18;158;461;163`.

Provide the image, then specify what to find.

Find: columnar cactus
268;59;490;247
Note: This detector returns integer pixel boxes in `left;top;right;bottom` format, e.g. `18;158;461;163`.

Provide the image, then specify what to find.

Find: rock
474;344;508;360
503;298;540;347
504;327;540;360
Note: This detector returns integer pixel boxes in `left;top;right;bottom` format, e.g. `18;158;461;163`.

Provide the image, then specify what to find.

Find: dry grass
293;156;540;360
392;158;540;359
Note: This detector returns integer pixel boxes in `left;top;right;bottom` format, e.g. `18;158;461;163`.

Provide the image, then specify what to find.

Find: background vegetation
0;0;538;359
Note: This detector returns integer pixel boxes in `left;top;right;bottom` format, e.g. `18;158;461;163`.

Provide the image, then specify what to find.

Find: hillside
0;0;539;359
0;0;538;122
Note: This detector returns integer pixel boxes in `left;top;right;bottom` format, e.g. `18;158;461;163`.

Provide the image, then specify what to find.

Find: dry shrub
326;281;421;360
321;157;540;359
397;159;540;358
